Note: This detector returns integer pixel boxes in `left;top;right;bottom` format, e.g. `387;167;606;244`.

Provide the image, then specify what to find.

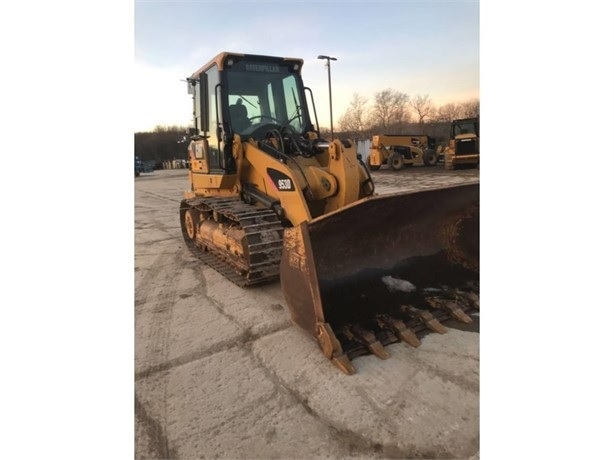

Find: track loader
180;52;479;374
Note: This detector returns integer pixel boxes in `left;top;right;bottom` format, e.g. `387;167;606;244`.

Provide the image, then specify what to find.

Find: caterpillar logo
245;64;280;73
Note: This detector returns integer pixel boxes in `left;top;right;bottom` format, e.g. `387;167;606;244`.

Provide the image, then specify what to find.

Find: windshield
225;59;307;134
453;120;478;136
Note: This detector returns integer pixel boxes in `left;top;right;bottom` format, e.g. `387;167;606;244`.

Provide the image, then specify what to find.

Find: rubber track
180;197;284;287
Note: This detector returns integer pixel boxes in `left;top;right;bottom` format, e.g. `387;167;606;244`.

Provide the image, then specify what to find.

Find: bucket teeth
369;343;391;360
344;325;390;360
450;289;479;310
445;301;473;323
316;322;355;373
462;291;480;310
332;355;356;375
402;305;448;334
377;314;421;347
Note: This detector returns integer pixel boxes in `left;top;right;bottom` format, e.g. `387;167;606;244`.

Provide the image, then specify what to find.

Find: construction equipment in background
180;52;479;374
135;156;155;176
368;134;439;171
439;117;479;170
135;156;144;177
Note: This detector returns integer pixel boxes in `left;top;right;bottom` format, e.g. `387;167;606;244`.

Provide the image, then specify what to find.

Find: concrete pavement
135;166;480;459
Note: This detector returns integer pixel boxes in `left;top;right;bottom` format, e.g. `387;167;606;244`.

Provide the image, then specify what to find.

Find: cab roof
189;51;304;79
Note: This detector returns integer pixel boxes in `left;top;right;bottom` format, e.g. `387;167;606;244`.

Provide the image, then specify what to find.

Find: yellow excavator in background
180;52;479;374
368;134;439;171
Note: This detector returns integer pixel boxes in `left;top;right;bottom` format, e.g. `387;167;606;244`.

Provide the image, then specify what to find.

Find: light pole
317;55;337;140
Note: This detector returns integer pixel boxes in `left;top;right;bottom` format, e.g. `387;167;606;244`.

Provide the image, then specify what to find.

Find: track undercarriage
180;197;285;287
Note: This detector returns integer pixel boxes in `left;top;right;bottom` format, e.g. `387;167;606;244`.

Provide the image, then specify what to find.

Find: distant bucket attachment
280;182;479;373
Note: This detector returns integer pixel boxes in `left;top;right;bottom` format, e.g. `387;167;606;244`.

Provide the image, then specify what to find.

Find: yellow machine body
442;117;480;170
368;134;439;171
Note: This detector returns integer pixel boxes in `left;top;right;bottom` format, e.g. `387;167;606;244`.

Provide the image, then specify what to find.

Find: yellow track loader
180;52;479;374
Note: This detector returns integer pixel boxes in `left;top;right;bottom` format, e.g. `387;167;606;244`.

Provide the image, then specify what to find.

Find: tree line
135;93;479;161
134;125;189;163
336;91;479;143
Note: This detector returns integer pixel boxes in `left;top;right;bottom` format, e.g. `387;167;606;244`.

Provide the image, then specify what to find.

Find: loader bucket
280;182;479;374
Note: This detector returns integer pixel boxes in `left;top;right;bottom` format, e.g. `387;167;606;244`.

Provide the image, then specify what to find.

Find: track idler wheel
184;209;199;240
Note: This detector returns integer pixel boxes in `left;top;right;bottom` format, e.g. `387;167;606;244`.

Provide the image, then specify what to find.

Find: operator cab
187;53;320;175
452;118;479;137
224;56;314;139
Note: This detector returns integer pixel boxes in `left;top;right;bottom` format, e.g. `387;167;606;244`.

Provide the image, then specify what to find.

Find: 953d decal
267;168;295;192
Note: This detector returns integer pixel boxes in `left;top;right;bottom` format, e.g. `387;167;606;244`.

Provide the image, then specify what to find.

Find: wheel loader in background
440;117;480;170
180;52;479;374
368;134;439;171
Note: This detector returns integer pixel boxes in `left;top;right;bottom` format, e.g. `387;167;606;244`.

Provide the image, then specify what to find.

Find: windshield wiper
280;88;303;131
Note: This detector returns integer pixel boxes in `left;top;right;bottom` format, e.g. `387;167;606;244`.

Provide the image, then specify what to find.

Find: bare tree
460;98;480;118
338;93;370;139
409;94;435;124
436;102;464;122
369;89;410;131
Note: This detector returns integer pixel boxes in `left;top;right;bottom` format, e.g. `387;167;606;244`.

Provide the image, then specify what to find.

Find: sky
134;0;479;132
